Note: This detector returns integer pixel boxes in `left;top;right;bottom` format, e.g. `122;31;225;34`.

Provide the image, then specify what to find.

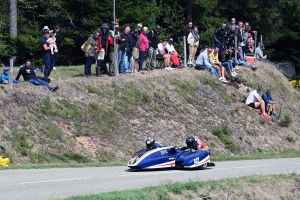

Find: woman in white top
187;26;200;65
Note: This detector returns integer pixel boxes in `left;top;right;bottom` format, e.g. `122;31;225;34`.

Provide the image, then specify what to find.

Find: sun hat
101;23;109;29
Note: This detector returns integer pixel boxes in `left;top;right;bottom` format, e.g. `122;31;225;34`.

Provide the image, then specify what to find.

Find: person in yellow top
209;46;227;82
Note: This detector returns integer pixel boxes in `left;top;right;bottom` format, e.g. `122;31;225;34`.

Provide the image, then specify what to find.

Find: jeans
118;50;126;73
126;54;133;72
222;61;233;71
109;51;116;75
43;54;53;79
84;56;94;75
139;50;146;71
205;65;220;78
28;78;52;90
123;52;129;72
232;57;250;67
215;42;223;54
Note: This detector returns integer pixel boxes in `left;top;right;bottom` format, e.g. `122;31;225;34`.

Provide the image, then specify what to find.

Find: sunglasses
138;26;142;28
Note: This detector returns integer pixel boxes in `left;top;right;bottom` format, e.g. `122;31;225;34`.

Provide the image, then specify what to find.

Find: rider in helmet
186;136;208;151
145;137;163;150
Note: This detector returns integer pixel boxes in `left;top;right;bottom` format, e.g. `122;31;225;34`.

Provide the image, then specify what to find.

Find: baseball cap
168;38;174;43
3;67;9;71
43;26;49;30
266;88;271;92
257;85;263;91
260;44;265;49
133;29;138;33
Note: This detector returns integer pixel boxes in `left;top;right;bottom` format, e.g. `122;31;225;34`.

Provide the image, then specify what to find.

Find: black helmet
186;136;196;149
146;137;155;149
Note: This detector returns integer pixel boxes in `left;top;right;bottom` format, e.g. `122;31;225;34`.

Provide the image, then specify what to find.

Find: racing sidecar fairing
127;146;215;170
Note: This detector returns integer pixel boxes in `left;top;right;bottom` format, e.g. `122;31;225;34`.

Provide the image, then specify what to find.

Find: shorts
247;103;255;109
132;47;139;60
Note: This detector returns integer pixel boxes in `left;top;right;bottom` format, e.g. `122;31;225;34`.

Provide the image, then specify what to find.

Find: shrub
279;115;293;127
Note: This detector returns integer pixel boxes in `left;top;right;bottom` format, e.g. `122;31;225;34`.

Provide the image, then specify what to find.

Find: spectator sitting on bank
0;67;17;84
15;60;59;92
247;39;255;55
157;38;172;70
195;46;229;83
256;43;267;60
209;46;228;82
166;38;182;68
261;89;279;117
220;48;237;77
245;86;270;120
236;45;257;71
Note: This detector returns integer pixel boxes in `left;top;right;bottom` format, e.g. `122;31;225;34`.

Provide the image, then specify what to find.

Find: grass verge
61;173;300;200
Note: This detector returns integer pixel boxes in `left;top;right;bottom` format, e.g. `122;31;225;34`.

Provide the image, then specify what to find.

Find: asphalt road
1;158;300;200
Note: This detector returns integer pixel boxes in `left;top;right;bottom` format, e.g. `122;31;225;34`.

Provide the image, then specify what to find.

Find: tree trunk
10;0;17;36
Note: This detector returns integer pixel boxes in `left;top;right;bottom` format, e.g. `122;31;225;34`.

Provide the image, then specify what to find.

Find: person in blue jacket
261;88;279;117
0;67;18;84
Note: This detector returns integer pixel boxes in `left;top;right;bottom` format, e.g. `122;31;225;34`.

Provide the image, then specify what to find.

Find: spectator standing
226;18;238;32
97;23;112;75
15;60;58;92
146;25;160;70
187;26;200;66
213;23;227;54
53;25;63;67
40;31;54;81
84;31;99;77
131;29;140;73
118;26;130;73
184;21;193;62
245;86;270;120
139;26;149;72
261;89;279;117
108;26;119;76
136;23;143;35
224;25;236;48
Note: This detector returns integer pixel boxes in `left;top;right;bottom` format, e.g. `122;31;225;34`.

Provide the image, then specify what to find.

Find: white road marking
20;177;92;184
119;171;180;177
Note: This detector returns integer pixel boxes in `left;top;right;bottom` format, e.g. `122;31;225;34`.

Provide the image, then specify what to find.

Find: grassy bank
61;173;300;200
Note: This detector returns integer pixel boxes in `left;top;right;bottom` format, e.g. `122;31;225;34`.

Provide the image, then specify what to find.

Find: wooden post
9;58;14;95
183;36;187;67
234;36;237;64
227;186;232;200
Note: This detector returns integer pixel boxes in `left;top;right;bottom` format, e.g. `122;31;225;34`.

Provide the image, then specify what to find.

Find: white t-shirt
165;43;175;54
157;43;165;55
246;90;259;105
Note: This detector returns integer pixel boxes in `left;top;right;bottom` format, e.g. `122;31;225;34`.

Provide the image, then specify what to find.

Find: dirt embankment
0;61;299;164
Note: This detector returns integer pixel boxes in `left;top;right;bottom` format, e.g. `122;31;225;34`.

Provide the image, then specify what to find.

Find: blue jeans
126;53;133;72
231;57;250;67
222;61;233;71
206;65;220;78
84;56;94;75
118;50;126;73
139;51;146;71
28;78;52;90
43;54;53;79
215;42;223;54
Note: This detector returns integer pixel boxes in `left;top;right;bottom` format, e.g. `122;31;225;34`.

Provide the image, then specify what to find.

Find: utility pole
10;0;17;36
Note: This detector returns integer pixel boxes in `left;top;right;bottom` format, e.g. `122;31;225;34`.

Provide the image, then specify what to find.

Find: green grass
61;173;300;200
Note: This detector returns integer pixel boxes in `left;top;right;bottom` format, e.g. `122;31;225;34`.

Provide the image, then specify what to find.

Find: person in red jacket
96;23;114;76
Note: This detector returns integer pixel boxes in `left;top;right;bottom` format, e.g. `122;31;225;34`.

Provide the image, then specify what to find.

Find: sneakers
231;73;237;77
219;77;229;83
165;66;174;70
272;112;280;117
233;71;238;75
50;86;59;92
54;49;58;52
262;113;271;120
53;67;57;70
188;61;193;65
133;69;137;73
235;66;239;70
